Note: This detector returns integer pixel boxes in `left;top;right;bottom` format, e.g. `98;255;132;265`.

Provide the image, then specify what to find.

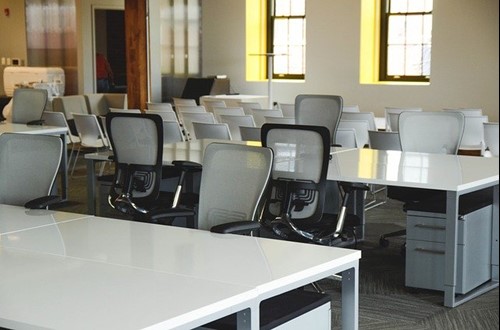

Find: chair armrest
148;207;196;226
172;160;202;172
210;221;261;235
338;181;370;192
24;195;62;209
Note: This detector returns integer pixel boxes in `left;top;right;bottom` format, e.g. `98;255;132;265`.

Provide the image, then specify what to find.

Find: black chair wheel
379;237;389;247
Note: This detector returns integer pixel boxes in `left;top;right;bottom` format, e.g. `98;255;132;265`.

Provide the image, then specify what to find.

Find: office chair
52;95;90;137
105;112;201;225
42;111;80;170
483;122;499;156
295;94;343;146
260;123;368;246
0;133;62;209
11;88;48;124
151;142;273;233
72;113;110;176
239;125;261;141
379;111;465;252
192;122;232;140
219;114;256;141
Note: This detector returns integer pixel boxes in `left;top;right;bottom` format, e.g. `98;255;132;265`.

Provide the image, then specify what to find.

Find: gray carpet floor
57;162;499;330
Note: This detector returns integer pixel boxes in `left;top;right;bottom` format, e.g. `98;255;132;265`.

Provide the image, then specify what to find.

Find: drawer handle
414;247;445;255
414;224;446;230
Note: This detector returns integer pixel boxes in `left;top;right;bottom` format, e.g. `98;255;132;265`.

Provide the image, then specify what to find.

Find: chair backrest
295;94;343;145
278;102;295;118
443;108;483;117
109;108;142;114
42;111;79;144
219;114;256;141
384;107;423;132
458;115;489;148
264;116;295;125
483;122;499;156
338;119;370;148
202;100;226;113
340;111;377;131
163;120;185;144
106;112;164;212
335;128;358;148
237;101;262;115
398;111;465;154
197;142;273;231
342;105;360;113
251;108;283;127
52;95;89;137
212;106;245;123
84;93;128;116
261;123;331;222
368;130;401;151
172;97;197;107
176;105;206;114
147;102;174;112
239;126;261;141
192;122;232;140
146;109;178;121
0;133;62;206
11;88;48;124
72;113;109;148
179;111;216;140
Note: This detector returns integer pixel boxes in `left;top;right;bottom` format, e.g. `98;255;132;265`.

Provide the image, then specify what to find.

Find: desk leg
444;190;459;307
492;185;499;282
341;263;359;330
236;306;258;330
60;133;68;200
86;158;96;215
444;185;500;307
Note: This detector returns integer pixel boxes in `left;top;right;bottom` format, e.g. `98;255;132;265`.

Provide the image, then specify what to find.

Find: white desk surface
200;94;269;108
0;122;68;135
0;205;360;330
328;148;499;192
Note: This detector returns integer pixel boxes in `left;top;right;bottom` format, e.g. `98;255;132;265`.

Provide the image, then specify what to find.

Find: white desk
200;94;269;108
0;205;361;329
327;148;499;307
0;122;69;200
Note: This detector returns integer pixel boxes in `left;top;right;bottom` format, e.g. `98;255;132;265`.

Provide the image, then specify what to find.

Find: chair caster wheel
379;237;389;247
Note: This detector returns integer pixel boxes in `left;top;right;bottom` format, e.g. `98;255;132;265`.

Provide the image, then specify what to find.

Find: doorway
94;8;126;93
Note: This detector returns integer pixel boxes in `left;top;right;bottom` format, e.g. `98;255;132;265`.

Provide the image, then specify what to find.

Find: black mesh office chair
105;112;201;225
260;123;368;247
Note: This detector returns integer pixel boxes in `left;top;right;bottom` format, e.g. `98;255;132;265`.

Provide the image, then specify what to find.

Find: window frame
267;0;306;80
379;0;432;82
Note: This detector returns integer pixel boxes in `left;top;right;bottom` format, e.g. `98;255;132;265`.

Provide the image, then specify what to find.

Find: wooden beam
124;0;148;110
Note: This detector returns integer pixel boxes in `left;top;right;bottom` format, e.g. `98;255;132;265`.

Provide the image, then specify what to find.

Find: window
159;0;201;76
379;0;433;82
268;0;306;79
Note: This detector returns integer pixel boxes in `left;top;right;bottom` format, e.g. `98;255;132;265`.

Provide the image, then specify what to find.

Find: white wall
201;0;499;121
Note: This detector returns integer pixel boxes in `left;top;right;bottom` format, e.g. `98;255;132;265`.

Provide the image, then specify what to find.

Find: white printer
3;66;65;100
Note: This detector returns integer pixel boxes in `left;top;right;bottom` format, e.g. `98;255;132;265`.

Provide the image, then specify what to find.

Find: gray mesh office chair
152;142;273;234
0;133;62;208
380;111;465;251
295;94;343;145
106;112;201;225
11;88;48;124
260;123;368;246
